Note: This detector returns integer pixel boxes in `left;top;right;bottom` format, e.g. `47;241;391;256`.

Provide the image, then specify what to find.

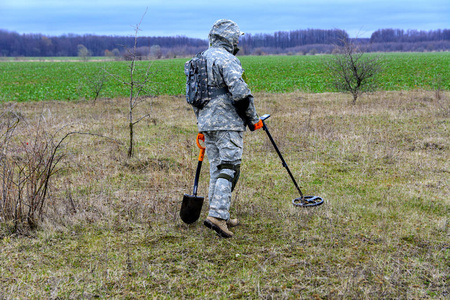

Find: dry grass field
1;90;449;299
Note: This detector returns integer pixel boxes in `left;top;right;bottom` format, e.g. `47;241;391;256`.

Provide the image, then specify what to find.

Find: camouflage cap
208;19;244;52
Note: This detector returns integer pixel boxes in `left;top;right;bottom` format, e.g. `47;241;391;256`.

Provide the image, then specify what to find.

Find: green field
1;52;449;102
1;49;449;298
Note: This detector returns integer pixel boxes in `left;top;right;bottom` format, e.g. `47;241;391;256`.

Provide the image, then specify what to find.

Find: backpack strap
209;86;229;99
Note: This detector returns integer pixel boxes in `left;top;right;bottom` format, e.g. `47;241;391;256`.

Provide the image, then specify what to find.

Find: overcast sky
1;0;449;39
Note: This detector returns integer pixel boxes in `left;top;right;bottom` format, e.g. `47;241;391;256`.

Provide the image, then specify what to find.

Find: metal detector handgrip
260;114;271;121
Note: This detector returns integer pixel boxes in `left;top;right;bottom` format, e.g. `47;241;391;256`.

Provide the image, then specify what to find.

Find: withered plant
328;37;382;104
105;9;154;157
1;108;66;231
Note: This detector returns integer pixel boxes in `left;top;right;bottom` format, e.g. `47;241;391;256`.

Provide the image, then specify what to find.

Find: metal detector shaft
260;114;304;200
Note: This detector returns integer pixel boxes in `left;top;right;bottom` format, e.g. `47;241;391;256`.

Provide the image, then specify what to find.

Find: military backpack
184;51;210;109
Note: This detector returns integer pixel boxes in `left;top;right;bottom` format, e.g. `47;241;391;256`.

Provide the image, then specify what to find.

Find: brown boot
227;218;239;227
204;216;234;238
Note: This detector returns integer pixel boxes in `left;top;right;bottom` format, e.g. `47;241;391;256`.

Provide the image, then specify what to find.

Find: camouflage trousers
203;131;243;221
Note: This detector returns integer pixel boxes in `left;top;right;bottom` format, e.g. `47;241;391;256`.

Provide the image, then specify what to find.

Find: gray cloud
1;0;448;38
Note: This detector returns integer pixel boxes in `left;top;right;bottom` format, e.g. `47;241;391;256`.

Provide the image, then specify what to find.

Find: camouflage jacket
192;19;259;132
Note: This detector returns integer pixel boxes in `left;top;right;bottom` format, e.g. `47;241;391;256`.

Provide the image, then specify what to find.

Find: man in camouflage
191;19;263;238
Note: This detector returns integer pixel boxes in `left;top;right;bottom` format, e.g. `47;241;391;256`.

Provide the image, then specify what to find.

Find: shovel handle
196;133;206;149
198;148;205;162
193;133;206;195
193;148;204;196
193;158;202;196
196;133;206;162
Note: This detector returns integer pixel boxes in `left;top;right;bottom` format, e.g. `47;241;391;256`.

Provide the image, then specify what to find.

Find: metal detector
260;114;324;207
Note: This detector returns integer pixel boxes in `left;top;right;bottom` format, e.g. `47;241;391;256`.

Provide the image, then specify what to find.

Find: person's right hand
248;119;263;131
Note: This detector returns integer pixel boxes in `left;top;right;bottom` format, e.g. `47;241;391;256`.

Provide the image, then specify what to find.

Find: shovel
180;133;206;224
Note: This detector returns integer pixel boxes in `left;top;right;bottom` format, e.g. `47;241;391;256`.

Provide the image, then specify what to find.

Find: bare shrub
327;38;382;104
105;9;154;157
85;72;108;101
433;74;444;101
435;92;450;118
1;109;66;232
0;106;117;233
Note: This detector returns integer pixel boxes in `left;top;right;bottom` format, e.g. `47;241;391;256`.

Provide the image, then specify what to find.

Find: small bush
1;109;66;233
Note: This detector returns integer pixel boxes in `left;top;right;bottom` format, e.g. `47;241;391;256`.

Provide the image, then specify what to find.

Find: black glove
233;96;251;122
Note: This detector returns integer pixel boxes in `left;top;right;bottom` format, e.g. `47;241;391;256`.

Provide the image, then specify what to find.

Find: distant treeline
0;28;449;58
0;30;207;58
240;28;450;55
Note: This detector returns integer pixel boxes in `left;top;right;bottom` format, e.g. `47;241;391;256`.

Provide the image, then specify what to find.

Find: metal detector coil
293;196;324;207
260;114;324;207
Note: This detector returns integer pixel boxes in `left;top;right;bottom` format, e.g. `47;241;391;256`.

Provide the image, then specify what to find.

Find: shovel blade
180;194;204;224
